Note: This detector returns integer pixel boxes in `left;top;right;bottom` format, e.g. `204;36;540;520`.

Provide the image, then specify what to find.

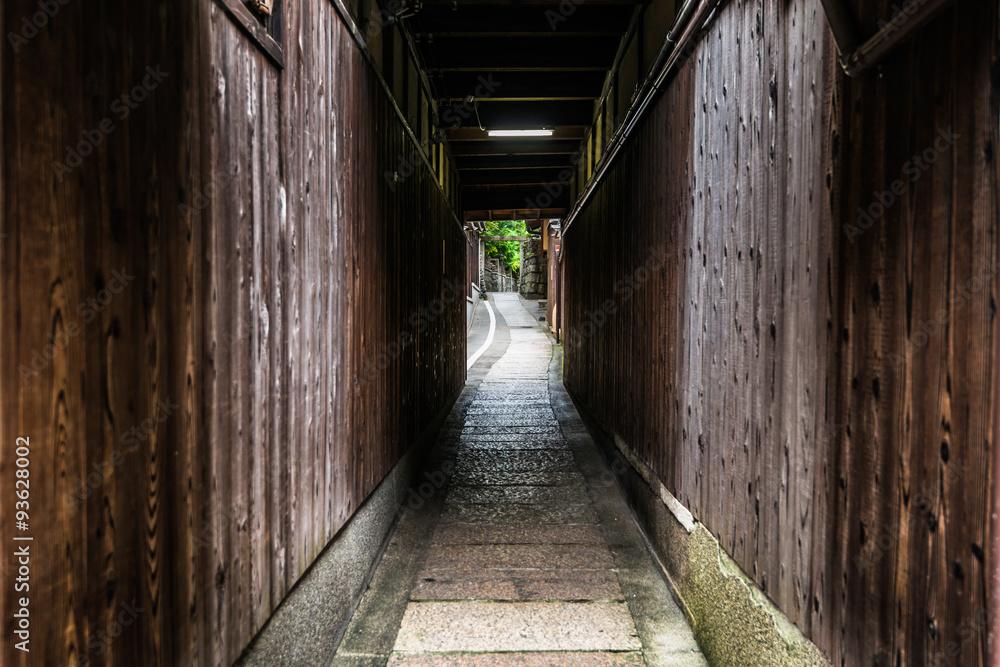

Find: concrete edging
566;388;831;667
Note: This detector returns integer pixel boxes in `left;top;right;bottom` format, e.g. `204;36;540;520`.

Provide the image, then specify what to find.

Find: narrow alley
2;0;997;665
332;294;705;665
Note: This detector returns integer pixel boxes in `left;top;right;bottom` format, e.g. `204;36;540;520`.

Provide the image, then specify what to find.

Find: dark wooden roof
405;0;641;220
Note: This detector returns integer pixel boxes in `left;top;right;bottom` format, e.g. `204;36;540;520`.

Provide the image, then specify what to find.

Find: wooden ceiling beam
444;100;595;129
419;35;621;69
464;208;567;222
409;5;635;36
462;184;571;210
449;140;580;156
457;154;574;170
459;167;567;186
433;71;606;100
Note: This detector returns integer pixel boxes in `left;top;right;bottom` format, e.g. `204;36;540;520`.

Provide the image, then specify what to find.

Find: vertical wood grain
562;1;998;665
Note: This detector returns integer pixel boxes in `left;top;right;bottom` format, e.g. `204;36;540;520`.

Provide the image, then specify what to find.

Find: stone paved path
333;294;706;666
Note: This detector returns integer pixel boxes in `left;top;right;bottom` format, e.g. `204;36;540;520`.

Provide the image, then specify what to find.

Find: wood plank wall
0;0;467;665
562;1;999;665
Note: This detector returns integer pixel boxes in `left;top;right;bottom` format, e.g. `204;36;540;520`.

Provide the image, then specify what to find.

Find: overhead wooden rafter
405;0;642;217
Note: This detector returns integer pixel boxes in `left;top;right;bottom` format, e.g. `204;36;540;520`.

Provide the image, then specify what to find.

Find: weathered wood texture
0;0;466;665
562;1;999;665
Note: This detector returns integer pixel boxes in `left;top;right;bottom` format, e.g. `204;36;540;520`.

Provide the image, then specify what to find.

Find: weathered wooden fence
0;0;466;664
562;1;998;664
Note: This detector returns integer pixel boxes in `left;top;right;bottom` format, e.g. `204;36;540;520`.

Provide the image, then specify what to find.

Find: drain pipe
820;0;954;76
667;0;701;45
562;0;724;236
598;0;698;149
631;0;699;110
818;0;862;61
843;0;952;76
562;0;954;237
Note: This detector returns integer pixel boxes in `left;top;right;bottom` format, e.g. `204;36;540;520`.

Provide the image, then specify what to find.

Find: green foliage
484;220;528;275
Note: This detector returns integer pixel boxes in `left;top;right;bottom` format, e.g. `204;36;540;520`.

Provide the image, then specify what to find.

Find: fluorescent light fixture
488;129;554;137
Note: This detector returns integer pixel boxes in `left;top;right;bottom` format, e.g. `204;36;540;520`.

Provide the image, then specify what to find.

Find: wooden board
0;0;466;664
562;1;998;664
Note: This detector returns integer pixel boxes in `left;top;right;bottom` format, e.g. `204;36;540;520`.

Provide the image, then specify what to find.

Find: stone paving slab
477;381;549;388
412;567;623;601
471;399;551;407
452;460;575;476
460;426;563;436
335;295;705;667
472;394;550;402
445;485;591;506
454;450;576;472
467;400;552;406
332;653;390;667
420;544;616;570
471;400;550;407
464;415;559;433
450;471;585;487
454;436;572;449
393;601;643;652
458;440;570;451
387;652;646;666
457;432;564;441
457;434;567;447
465;407;554;416
430;524;607;546
439;503;599;525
